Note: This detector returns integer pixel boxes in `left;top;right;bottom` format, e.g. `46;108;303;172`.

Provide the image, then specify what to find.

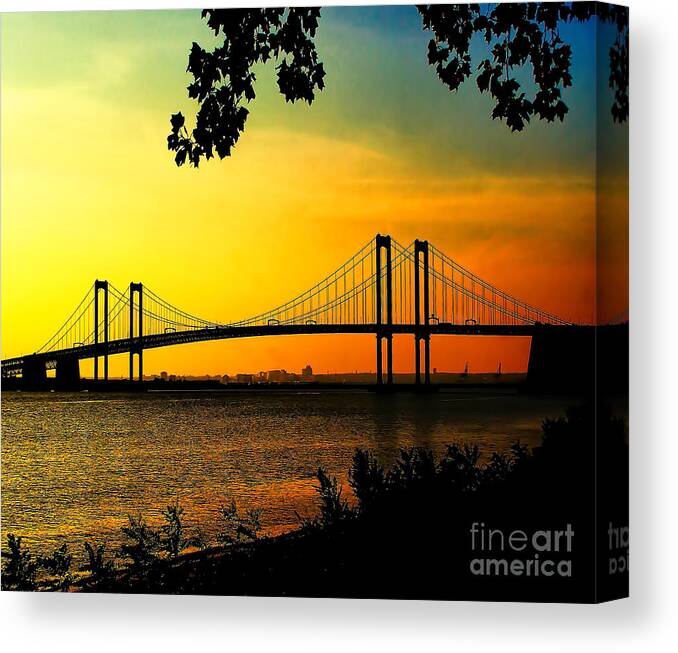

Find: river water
1;389;579;556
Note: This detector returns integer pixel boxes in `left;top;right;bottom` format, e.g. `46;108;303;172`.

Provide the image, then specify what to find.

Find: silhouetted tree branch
168;3;628;167
168;7;324;167
418;2;628;131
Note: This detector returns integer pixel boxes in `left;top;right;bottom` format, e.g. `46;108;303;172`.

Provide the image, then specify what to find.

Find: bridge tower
375;234;393;386
414;239;431;385
129;282;143;382
93;280;109;381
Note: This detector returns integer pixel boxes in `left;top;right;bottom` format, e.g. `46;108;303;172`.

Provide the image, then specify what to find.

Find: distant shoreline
2;373;527;393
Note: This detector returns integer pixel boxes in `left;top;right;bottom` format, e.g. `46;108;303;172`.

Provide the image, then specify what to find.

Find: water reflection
1;390;578;554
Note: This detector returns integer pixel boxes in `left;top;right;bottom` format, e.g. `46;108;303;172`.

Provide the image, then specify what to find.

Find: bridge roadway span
2;323;572;375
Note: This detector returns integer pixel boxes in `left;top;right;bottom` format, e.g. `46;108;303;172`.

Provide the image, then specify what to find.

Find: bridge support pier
413;336;431;386
526;324;604;395
376;333;393;386
129;282;144;382
55;356;80;389
94;280;109;381
386;334;393;385
21;355;47;389
415;336;421;385
375;234;393;386
414;240;431;386
424;335;431;385
129;350;143;383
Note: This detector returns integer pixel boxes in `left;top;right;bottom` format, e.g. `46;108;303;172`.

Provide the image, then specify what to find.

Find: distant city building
235;373;254;384
160;371;168;380
301;364;313;379
221;374;230;384
267;369;292;383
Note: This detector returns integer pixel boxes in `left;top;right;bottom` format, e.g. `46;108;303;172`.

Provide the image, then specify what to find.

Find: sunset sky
1;6;628;377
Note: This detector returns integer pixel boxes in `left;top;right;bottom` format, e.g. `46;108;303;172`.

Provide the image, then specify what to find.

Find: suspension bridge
2;235;580;388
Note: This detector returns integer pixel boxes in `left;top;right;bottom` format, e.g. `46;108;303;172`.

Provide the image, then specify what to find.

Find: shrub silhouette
348;449;386;512
2;534;38;591
81;541;115;583
314;467;352;527
39;543;72;576
390;447;438;493
119;513;161;571
217;499;263;544
161;500;192;558
38;543;73;591
482;441;529;486
346;442;511;517
190;526;210;551
438;442;482;492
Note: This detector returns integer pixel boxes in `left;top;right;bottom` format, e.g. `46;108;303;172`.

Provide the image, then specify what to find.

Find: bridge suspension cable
228;237;378;328
37;283;95;353
427;243;570;326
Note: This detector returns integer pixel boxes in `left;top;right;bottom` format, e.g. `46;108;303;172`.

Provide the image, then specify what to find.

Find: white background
0;0;676;650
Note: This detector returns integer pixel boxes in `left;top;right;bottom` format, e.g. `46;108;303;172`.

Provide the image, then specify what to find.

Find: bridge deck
2;323;583;373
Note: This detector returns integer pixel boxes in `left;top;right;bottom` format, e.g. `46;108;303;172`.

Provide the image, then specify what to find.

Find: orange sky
0;8;628;377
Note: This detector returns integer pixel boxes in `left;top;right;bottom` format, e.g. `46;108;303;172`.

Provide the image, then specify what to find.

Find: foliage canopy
168;3;628;168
